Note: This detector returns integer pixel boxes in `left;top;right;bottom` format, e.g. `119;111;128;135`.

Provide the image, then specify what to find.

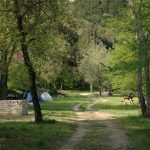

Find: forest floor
60;95;133;150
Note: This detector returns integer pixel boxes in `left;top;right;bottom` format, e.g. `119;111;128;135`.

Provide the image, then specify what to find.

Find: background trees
73;0;150;117
0;0;150;120
0;1;17;100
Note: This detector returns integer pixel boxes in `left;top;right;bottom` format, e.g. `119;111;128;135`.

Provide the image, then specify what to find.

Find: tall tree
128;0;150;117
12;0;77;122
13;0;43;122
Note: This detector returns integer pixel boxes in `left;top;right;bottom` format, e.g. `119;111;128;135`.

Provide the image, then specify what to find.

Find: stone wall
0;100;28;118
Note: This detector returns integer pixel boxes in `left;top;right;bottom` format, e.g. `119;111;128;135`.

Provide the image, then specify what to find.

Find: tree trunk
144;64;150;116
90;83;93;93
20;23;42;123
137;67;147;116
129;0;150;117
98;77;102;95
0;50;8;100
14;0;42;122
0;71;8;100
60;83;63;91
0;42;16;100
99;86;102;95
53;82;56;89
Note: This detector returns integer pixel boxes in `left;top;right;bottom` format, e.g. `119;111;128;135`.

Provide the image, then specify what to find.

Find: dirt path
60;97;133;150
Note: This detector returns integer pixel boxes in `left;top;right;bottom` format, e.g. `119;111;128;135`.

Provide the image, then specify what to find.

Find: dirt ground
60;96;133;150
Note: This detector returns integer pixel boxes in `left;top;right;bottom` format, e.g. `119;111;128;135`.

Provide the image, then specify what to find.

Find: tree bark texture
0;70;8;100
144;64;150;116
137;67;147;116
0;50;8;100
90;83;93;93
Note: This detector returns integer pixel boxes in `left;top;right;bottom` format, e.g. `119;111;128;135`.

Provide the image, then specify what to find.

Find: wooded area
0;0;150;121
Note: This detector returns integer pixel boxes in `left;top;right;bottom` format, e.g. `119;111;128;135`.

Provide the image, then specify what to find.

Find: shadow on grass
0;120;76;150
117;115;150;150
41;102;76;111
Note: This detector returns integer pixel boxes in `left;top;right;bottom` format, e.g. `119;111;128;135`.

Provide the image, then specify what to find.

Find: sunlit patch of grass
37;94;90;121
92;95;150;150
92;96;140;116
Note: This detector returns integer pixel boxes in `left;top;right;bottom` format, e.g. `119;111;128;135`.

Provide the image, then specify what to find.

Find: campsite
0;0;150;150
0;91;150;150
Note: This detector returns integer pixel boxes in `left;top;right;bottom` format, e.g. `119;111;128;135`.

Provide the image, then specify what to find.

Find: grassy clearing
92;95;150;150
0;91;89;150
93;96;140;116
0;91;149;150
40;92;90;121
0;121;75;150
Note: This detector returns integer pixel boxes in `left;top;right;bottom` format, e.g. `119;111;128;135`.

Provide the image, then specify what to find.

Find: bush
49;88;58;95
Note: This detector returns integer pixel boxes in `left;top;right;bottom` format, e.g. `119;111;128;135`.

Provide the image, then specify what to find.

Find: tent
40;92;53;101
26;92;32;102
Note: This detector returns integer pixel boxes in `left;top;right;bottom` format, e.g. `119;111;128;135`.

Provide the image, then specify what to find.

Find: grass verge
92;95;150;150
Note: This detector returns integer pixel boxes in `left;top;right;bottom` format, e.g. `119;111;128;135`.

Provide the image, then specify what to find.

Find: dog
121;93;134;104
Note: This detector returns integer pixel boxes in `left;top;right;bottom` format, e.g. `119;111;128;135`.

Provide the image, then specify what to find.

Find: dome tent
40;92;53;101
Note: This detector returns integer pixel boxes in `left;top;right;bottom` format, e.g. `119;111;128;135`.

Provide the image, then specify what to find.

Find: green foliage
8;62;30;90
73;0;126;23
108;36;137;91
57;67;80;88
49;87;58;95
0;0;80;91
0;0;150;109
32;33;69;84
78;43;108;85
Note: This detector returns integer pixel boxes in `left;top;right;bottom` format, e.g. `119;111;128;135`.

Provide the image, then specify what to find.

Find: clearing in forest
60;95;133;150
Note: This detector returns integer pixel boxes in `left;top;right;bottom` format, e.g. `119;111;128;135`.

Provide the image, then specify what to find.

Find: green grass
0;92;89;150
40;93;90;121
0;91;150;150
37;98;77;121
0;121;75;150
93;96;140;116
92;95;150;150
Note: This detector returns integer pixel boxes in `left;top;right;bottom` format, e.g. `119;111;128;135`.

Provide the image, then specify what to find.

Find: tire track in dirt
60;96;133;150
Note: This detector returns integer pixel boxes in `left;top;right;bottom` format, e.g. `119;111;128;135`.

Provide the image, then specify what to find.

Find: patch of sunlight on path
60;95;133;150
